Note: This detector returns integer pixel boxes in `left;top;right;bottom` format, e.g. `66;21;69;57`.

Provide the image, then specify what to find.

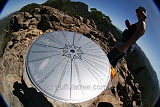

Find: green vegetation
90;8;111;23
43;0;67;10
43;0;89;17
20;3;41;13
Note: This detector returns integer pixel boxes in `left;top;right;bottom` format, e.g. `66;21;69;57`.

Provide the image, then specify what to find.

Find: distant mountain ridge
125;44;160;106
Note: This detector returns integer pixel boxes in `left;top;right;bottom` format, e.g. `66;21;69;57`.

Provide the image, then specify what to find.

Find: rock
73;18;81;26
33;8;41;14
29;18;39;25
3;74;22;107
37;20;53;32
24;12;32;19
52;22;61;30
39;7;51;15
25;29;43;39
90;20;97;29
75;15;83;22
33;14;41;21
50;15;60;22
83;18;90;25
83;33;92;38
10;12;36;31
79;24;91;33
6;74;21;92
10;15;23;32
23;19;30;29
63;16;74;24
107;32;116;47
41;14;50;21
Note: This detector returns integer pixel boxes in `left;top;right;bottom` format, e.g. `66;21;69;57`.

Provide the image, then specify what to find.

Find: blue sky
0;0;160;84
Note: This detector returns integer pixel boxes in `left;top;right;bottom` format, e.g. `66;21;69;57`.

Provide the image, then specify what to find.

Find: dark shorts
107;44;135;68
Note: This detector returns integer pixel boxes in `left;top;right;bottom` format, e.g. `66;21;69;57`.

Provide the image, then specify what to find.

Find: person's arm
125;19;131;28
117;21;146;53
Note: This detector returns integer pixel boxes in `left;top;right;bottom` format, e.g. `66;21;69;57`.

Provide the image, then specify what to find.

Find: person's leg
111;53;125;68
107;48;125;68
107;48;119;62
112;44;135;68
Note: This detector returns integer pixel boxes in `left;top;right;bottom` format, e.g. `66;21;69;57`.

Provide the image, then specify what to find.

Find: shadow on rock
13;80;53;107
97;102;113;107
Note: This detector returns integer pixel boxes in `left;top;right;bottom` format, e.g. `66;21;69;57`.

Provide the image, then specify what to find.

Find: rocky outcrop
125;44;160;106
0;6;143;107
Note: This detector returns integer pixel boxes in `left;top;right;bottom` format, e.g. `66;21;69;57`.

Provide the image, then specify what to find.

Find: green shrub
20;3;41;13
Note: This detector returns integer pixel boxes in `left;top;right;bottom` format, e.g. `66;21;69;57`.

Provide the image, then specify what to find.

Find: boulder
29;18;39;25
33;8;41;14
83;18;90;25
75;15;83;22
63;16;74;24
24;12;32;19
37;20;53;32
33;14;41;21
10;16;23;32
39;7;51;15
50;15;60;22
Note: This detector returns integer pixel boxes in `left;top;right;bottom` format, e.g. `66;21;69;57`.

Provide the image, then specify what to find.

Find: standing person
108;6;147;68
